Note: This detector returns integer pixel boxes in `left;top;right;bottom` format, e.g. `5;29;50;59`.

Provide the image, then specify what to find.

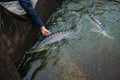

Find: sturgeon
87;10;114;39
27;30;74;53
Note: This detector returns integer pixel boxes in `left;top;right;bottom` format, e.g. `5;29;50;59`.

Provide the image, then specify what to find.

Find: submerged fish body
28;30;74;53
87;10;114;39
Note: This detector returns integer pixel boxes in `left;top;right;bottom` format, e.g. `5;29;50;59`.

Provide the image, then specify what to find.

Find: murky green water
19;0;120;80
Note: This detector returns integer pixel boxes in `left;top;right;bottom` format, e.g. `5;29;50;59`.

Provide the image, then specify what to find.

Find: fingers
43;30;51;36
41;26;51;37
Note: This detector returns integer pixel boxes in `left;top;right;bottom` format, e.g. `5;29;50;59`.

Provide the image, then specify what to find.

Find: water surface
19;0;120;80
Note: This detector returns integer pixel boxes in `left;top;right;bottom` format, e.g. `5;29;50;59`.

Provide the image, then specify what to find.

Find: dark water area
19;0;120;80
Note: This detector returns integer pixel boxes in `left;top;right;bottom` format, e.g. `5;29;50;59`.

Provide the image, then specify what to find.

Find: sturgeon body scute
87;10;114;39
28;30;74;53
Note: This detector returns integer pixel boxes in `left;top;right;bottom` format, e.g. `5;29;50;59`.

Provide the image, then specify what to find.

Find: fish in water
27;30;74;53
87;10;114;39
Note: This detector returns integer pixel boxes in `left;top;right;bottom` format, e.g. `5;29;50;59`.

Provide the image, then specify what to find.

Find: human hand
40;26;51;36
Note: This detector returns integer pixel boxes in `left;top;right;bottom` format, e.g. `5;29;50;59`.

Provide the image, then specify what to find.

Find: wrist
40;26;45;30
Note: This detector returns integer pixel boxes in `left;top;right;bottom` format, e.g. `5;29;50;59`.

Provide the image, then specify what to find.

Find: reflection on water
19;0;120;80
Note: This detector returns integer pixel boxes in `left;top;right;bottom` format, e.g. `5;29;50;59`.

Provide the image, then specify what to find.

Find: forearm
18;0;44;28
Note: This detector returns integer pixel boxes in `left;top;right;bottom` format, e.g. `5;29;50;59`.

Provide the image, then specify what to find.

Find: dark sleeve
18;0;44;28
0;0;17;2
